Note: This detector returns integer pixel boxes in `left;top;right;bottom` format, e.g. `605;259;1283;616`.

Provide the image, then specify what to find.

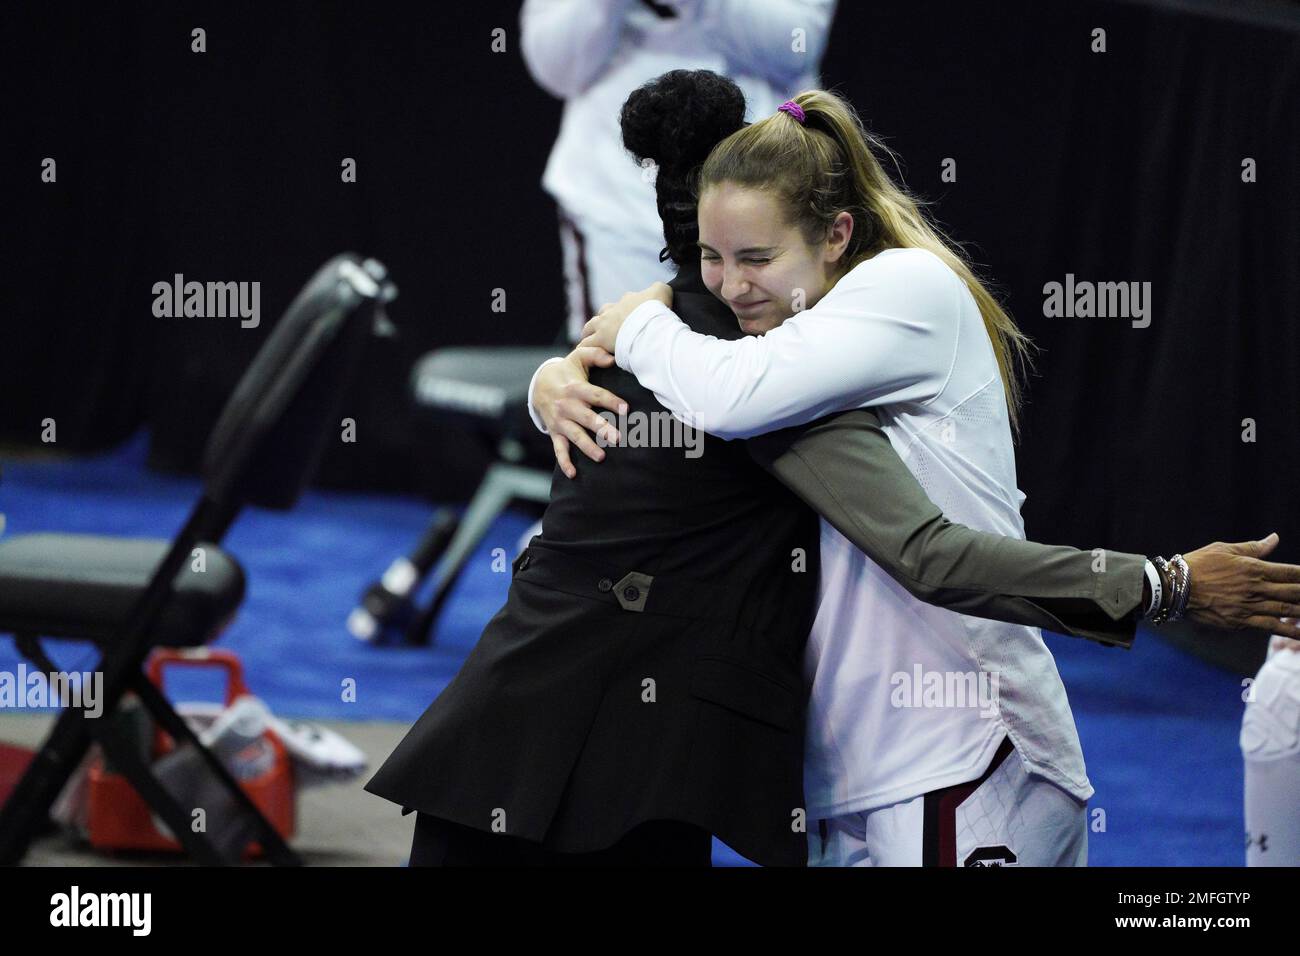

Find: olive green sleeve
746;409;1145;648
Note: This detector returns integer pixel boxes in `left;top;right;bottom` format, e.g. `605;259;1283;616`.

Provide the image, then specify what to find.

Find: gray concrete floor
0;714;416;866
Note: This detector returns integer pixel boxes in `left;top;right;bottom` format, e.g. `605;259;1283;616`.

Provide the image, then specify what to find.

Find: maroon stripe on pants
922;736;1015;866
560;213;595;329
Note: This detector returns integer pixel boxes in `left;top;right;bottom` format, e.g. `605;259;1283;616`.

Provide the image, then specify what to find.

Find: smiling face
697;181;854;335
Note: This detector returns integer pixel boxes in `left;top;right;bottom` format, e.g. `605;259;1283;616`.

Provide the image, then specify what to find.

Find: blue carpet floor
0;433;1248;865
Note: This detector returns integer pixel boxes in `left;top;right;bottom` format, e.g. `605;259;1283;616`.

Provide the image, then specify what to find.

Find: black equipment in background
0;254;396;865
347;511;459;643
350;346;557;646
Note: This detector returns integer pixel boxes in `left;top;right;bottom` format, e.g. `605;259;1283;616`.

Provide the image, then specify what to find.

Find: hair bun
620;69;746;180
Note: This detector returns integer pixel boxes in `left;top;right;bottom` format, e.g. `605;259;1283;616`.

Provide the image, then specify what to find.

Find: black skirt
408;812;712;867
365;543;813;867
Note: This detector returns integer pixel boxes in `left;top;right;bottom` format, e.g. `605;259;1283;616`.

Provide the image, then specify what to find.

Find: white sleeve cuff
614;300;675;372
526;356;567;434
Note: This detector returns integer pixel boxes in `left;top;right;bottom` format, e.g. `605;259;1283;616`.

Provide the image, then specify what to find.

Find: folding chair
0;253;396;865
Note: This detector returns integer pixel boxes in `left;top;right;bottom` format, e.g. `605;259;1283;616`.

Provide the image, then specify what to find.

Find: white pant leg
558;208;673;344
953;750;1088;867
811;742;1086;867
808;799;924;867
807;811;869;866
861;796;926;866
1242;636;1300;867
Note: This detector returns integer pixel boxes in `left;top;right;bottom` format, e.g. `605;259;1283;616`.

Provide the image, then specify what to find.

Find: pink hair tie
777;100;806;124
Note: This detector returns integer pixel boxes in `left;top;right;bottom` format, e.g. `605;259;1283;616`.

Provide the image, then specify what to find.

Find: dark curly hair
619;69;747;267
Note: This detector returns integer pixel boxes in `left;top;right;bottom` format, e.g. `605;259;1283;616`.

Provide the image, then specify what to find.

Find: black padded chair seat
0;533;245;646
412;346;558;422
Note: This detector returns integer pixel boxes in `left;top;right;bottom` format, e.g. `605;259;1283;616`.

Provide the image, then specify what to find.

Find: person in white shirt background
521;0;837;343
1241;637;1300;866
515;0;838;560
548;88;1300;866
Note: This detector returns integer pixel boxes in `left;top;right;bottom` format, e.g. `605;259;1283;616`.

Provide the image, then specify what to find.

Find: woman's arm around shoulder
613;248;964;439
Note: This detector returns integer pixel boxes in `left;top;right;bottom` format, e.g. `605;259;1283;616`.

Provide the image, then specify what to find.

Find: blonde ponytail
700;90;1037;436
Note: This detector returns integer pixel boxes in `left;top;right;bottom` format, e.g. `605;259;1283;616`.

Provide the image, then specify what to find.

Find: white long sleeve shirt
614;247;1093;816
520;0;836;237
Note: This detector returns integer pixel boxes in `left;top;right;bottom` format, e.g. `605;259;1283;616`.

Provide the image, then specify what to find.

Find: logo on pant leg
964;845;1018;867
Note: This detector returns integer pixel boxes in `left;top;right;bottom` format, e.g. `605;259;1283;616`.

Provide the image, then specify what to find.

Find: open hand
532;347;627;479
1182;533;1300;635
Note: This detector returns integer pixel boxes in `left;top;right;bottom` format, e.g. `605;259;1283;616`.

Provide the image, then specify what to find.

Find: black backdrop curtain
3;1;566;498
3;0;1298;559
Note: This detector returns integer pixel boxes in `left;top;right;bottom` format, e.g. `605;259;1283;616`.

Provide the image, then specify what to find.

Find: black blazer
365;263;823;866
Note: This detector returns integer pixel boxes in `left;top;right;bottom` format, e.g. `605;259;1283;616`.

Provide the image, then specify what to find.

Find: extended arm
533;351;1300;641
747;409;1147;647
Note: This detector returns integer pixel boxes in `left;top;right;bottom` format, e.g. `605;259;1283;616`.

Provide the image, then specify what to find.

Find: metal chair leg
0;633;102;864
88;716;231;865
1;632;235;865
405;463;552;645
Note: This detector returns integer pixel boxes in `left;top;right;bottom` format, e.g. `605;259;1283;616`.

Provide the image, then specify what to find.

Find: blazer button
612;571;652;612
597;578;613;592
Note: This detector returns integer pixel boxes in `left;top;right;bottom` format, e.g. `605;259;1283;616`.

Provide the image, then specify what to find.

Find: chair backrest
201;253;396;512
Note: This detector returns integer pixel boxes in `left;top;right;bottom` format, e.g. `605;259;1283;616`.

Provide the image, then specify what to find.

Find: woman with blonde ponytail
537;80;1300;868
703;89;1036;432
566;88;1114;866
